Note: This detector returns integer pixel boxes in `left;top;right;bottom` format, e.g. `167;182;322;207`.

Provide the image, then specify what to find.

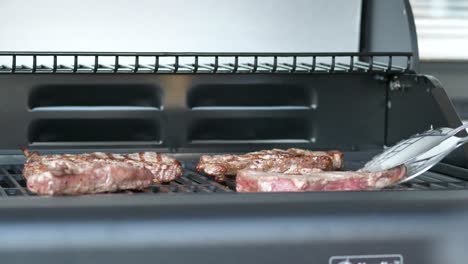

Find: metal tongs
362;123;468;184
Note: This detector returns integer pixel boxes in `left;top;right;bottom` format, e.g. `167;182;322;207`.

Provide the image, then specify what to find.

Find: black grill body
1;1;468;264
0;61;467;264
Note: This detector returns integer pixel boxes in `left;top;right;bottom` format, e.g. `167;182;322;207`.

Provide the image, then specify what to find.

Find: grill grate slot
0;160;466;197
0;52;413;74
0;176;16;188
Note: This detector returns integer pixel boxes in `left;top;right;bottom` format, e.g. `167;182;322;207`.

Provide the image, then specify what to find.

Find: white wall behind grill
0;0;361;52
410;0;468;60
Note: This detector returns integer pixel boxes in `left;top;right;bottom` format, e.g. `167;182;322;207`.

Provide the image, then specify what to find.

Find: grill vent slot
29;119;160;143
29;84;161;109
189;118;309;142
188;84;309;108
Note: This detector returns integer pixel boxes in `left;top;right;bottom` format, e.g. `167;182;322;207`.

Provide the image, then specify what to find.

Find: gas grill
1;0;468;263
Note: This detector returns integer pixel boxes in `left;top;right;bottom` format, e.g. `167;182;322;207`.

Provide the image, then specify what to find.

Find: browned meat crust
196;148;343;181
22;150;183;195
236;165;406;192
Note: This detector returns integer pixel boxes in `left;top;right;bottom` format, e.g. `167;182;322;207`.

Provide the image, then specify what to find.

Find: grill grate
0;52;412;74
0;161;466;197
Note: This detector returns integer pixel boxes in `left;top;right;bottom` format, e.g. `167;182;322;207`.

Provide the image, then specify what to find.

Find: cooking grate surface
0;161;467;197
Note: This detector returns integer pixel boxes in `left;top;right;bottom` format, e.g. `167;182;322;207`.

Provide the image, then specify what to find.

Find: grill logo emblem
329;254;403;264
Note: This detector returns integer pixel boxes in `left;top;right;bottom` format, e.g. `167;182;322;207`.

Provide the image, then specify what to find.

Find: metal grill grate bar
0;52;413;74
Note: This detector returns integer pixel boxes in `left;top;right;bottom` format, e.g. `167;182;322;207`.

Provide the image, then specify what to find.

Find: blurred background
411;0;468;120
411;0;468;60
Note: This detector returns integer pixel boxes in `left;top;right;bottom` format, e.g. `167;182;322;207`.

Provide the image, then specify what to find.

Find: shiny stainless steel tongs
362;123;468;184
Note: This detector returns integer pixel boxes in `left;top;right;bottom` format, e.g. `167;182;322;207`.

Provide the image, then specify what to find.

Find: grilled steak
236;165;406;192
23;150;183;195
196;148;343;181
